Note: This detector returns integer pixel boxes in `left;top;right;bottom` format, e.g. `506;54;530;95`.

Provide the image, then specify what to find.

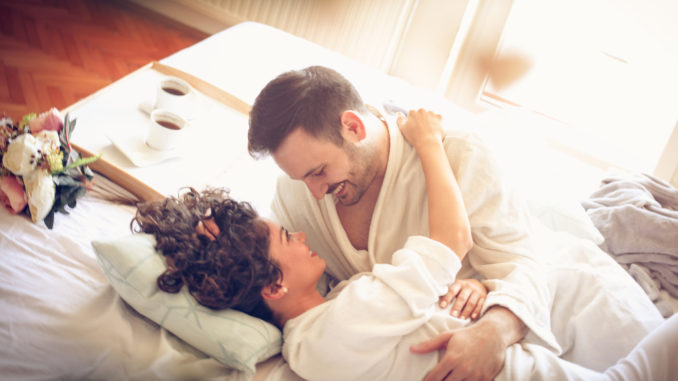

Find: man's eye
313;168;325;177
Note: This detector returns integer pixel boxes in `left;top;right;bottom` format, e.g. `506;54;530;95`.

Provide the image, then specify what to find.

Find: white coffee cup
154;76;193;118
146;109;187;151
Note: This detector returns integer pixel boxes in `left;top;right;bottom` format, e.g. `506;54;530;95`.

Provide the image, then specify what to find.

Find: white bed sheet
0;176;284;380
0;21;668;381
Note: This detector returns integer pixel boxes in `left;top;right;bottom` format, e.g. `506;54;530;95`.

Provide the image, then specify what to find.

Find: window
480;0;678;175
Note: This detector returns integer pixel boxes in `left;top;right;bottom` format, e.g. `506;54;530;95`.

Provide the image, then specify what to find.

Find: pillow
473;108;605;244
524;196;604;244
92;234;281;374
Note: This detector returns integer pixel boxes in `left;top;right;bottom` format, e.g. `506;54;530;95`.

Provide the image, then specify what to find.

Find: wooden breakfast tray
65;61;252;202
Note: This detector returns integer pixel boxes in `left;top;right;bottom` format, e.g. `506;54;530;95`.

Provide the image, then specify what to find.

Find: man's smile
329;181;346;197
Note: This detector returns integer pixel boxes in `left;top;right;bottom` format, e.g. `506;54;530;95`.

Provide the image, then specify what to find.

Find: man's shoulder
440;127;495;164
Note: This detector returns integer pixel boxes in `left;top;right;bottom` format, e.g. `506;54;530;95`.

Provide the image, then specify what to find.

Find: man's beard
335;144;376;206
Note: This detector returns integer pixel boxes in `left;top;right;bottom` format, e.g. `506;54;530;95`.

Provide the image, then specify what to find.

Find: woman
131;110;677;381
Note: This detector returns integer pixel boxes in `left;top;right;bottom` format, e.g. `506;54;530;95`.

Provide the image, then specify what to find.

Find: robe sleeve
445;132;559;350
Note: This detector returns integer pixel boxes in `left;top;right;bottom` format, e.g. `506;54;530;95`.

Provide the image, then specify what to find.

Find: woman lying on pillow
131;110;678;381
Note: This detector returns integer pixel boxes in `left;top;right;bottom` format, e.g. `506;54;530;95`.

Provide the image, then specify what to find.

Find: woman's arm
396;109;472;260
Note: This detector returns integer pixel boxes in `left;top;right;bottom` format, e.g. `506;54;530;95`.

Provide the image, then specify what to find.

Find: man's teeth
332;182;345;195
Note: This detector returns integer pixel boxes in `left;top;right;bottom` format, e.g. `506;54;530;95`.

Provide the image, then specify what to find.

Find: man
248;66;663;380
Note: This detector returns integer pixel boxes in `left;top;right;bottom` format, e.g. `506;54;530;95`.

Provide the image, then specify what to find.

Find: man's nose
305;179;328;200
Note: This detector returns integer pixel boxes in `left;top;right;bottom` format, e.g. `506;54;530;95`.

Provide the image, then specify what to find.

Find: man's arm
400;114;539;380
411;306;527;381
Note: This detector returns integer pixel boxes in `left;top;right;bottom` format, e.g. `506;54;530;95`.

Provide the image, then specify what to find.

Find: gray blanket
582;172;678;317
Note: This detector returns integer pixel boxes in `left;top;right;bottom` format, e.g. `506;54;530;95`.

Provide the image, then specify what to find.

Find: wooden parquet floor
0;0;209;121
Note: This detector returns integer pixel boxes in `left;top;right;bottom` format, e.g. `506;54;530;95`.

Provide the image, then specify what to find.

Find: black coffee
158;120;181;130
162;86;186;96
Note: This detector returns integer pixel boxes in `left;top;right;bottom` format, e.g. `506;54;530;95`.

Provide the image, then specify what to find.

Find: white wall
129;0;472;93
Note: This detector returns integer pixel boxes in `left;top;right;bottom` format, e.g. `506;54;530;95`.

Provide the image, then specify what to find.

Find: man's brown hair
248;66;367;158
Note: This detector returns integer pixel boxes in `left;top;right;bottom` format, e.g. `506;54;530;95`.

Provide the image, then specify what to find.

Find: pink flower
0;175;27;214
29;108;63;134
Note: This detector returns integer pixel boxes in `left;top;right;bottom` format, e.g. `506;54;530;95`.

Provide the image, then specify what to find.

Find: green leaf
53;175;81;187
20;113;37;129
44;209;55;229
56;153;101;174
62;113;76;149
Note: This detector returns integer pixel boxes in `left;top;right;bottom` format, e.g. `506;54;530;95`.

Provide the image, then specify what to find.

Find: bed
1;21;674;381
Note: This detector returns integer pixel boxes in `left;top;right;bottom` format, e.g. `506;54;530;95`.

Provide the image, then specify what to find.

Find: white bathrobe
283;236;465;381
282;236;678;381
272;115;663;376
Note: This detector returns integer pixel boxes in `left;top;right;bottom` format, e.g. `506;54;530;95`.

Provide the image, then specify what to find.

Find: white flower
24;170;55;223
35;130;60;153
2;133;40;176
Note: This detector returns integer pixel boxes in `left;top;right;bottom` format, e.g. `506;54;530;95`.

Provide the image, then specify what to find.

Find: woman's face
264;220;326;291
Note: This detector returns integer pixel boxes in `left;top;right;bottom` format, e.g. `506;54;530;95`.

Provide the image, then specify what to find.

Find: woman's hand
439;278;487;320
396;109;444;151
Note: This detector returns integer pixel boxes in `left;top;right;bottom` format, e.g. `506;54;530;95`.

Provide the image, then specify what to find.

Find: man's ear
261;284;287;301
340;110;367;142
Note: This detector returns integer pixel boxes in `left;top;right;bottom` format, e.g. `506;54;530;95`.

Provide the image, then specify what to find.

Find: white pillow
473;108;605;244
525;196;604;244
92;233;281;374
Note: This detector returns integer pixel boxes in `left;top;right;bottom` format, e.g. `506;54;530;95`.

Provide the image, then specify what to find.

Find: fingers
450;287;472;318
423;361;452;381
396;111;406;125
439;282;461;309
446;279;488;319
459;292;480;320
397;108;445;149
471;297;484;320
410;331;453;354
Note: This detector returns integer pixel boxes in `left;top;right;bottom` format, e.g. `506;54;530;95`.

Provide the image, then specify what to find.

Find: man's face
272;127;376;206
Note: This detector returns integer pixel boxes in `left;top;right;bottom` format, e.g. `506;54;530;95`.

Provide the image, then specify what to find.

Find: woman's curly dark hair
130;187;283;325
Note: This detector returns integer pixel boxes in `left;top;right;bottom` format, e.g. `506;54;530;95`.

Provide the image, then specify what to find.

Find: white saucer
138;100;195;121
107;132;181;167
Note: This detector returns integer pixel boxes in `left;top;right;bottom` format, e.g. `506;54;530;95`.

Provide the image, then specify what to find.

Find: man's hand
410;306;527;381
439;279;486;320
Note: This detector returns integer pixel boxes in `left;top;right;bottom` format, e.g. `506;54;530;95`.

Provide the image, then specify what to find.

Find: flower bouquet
0;108;100;228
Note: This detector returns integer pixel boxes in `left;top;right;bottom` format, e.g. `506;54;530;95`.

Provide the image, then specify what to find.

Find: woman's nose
292;231;306;243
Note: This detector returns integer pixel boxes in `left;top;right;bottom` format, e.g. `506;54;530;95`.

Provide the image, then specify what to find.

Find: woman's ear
261;284;288;301
340;110;367;142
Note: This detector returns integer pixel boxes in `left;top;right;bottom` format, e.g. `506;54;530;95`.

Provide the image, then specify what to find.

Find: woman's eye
284;229;291;240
